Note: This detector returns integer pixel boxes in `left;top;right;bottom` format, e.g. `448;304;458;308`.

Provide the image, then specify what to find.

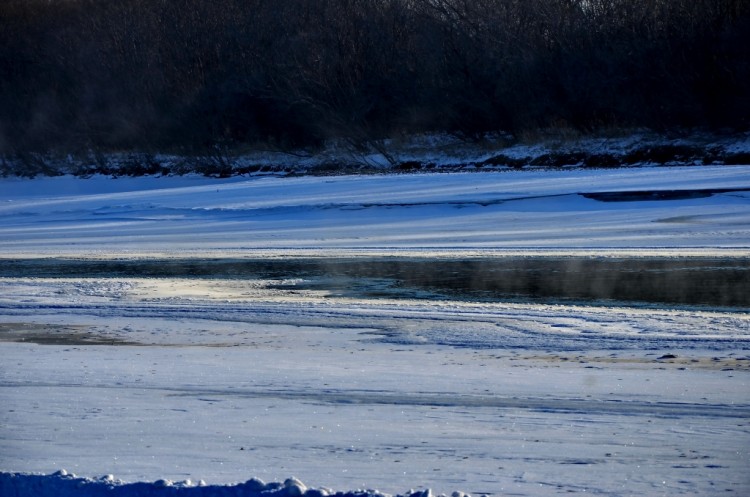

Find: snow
1;165;749;496
0;166;749;257
1;471;357;497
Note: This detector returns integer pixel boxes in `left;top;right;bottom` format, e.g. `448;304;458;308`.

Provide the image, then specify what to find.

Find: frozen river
1;256;749;496
1;167;749;495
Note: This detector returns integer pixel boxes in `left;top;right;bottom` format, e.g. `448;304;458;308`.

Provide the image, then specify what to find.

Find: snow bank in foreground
0;472;444;497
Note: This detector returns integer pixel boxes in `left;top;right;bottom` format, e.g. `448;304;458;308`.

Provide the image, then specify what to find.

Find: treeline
1;0;749;157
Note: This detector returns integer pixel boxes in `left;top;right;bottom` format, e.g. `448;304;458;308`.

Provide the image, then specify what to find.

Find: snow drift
0;472;438;497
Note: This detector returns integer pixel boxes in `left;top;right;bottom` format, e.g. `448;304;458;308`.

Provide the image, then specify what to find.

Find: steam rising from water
1;257;747;308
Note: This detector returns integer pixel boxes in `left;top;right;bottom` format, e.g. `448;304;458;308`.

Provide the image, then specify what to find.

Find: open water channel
2;256;748;309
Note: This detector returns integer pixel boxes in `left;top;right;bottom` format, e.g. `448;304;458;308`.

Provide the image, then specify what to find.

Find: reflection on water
1;257;748;308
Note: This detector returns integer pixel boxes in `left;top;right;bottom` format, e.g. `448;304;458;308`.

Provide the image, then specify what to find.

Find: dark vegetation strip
1;0;749;177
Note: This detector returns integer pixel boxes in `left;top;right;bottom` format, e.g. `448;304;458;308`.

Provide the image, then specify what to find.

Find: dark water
2;257;748;308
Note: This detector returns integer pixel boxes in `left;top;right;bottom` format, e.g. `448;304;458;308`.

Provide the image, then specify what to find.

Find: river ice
1;166;749;495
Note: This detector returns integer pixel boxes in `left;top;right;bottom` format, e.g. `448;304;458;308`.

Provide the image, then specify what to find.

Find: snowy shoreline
4;131;750;178
1;165;749;257
1;247;750;260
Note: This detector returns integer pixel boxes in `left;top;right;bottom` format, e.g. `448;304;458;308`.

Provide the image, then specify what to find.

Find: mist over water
2;257;748;308
310;258;750;308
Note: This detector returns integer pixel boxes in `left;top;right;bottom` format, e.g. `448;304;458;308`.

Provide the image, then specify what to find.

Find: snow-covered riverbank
0;166;749;257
